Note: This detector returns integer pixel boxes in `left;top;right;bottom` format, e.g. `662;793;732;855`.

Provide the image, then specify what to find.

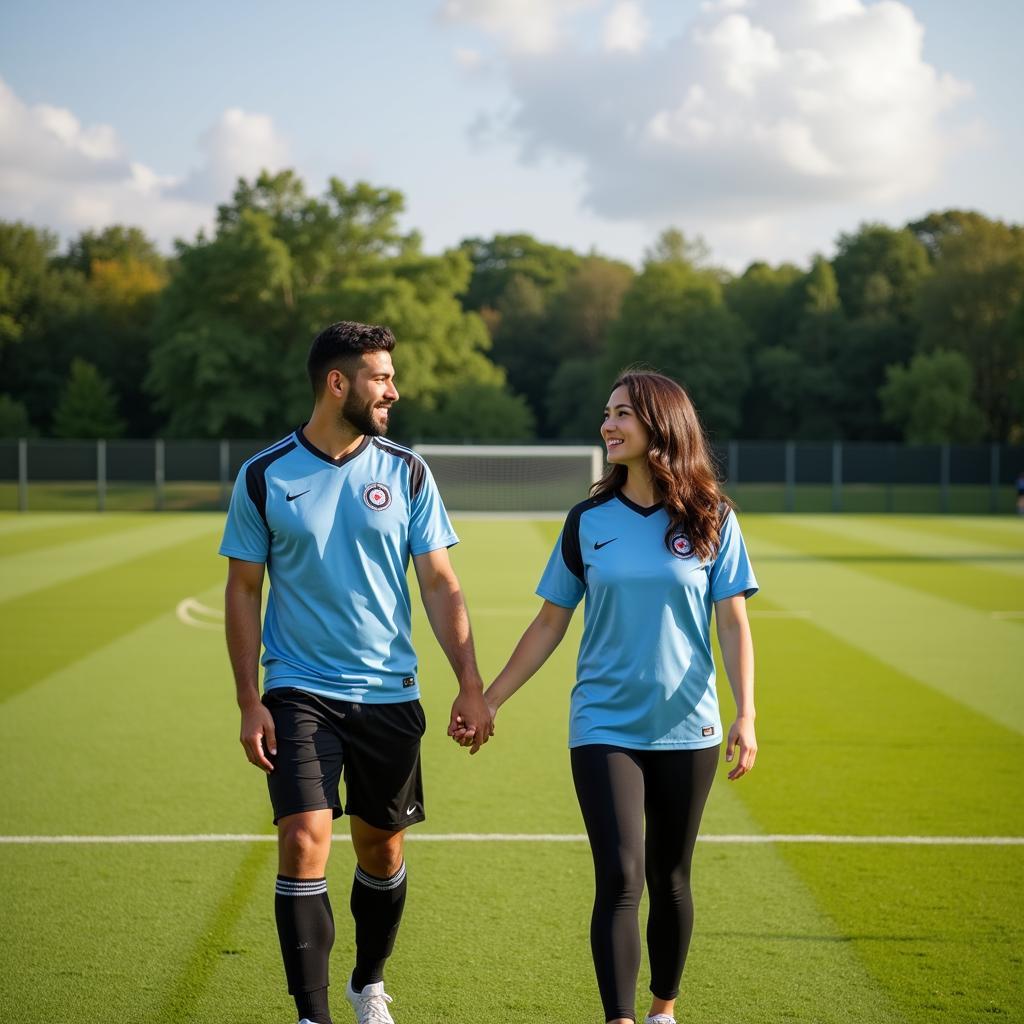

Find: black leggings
571;744;719;1023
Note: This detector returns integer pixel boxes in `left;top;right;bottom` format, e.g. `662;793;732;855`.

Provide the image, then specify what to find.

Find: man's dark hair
307;321;396;395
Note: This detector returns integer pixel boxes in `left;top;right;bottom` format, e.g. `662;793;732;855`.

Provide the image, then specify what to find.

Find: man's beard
341;392;390;437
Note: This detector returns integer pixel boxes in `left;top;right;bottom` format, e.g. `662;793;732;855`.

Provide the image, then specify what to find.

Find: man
220;321;492;1024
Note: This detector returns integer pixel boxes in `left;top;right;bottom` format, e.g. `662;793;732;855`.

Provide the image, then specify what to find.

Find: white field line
176;597;223;630
1;833;1022;846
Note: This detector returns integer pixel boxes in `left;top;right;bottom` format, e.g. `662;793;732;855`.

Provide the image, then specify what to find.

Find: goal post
414;444;605;514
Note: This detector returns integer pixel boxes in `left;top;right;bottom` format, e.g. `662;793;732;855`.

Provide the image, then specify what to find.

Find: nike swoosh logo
286;489;310;502
406;805;418;815
594;538;617;550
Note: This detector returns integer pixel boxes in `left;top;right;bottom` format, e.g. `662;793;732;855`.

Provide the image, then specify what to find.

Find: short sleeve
219;468;270;563
536;518;587;609
409;460;459;555
709;509;758;602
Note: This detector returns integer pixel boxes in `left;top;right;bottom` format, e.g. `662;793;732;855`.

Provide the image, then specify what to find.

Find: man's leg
348;817;407;992
277;809;336;1023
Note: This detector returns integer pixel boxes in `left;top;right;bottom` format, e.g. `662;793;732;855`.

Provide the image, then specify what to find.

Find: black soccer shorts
261;686;427;831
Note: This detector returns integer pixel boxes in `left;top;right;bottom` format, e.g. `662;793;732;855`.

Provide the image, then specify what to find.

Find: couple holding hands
222;321;757;1024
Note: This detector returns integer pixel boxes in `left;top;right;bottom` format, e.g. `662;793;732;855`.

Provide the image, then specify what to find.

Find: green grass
1;512;1022;1023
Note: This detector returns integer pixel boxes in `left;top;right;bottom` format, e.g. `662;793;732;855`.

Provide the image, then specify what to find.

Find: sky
1;0;1021;271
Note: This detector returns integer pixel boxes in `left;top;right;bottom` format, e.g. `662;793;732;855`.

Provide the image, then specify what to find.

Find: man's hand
240;702;277;772
448;687;494;755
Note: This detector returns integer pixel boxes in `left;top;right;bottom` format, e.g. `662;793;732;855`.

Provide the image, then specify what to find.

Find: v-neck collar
615;490;663;517
296;425;370;468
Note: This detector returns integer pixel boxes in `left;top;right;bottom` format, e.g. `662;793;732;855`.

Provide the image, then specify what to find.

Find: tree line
1;170;1021;444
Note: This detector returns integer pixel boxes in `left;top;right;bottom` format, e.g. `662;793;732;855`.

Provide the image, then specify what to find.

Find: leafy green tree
833;223;931;323
147;172;509;439
409;381;536;441
59;226;168;435
914;213;1024;439
52;359;125;438
0;222;90;433
548;256;634;360
58;226;165;276
458;234;581;312
879;350;985;443
545;357;608;441
723;261;804;349
0;394;33;437
605;232;750;437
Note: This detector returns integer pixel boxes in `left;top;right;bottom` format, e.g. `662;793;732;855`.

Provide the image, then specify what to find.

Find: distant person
1017;469;1024;515
221;321;492;1024
455;370;758;1024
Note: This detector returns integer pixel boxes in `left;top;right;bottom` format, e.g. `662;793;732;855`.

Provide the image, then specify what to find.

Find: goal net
414;445;605;515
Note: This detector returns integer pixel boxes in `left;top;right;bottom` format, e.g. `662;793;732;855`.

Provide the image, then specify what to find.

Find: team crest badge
670;531;693;558
362;482;392;511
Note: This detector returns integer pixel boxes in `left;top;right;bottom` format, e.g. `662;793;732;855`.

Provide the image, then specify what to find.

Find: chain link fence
0;438;1021;514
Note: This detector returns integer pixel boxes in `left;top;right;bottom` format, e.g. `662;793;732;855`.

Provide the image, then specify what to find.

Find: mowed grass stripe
740;529;1024;733
0;513;157;558
744;516;1024;617
0;513;221;603
3;832;1021;844
722;600;1024;836
0;580;268;836
786;514;1024;578
1;529;224;704
156;840;276;1023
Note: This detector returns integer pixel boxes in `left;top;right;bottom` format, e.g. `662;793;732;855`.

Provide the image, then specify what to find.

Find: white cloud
446;0;973;222
171;108;290;203
603;2;649;53
439;0;598;54
0;77;290;247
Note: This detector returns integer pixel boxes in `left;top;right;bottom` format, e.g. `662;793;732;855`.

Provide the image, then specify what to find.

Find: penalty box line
0;833;1022;846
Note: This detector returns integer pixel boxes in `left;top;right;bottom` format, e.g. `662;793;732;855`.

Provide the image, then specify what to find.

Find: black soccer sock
349;862;408;991
275;875;335;1024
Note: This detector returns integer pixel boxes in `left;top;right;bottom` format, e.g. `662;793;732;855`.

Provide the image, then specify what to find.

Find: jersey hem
568;734;723;751
535;586;581;609
218;545;268;562
263;679;421;704
712;581;759;601
410;534;459;556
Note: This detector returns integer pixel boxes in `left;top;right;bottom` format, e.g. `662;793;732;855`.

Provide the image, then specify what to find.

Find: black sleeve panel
561;501;588;582
244;440;297;529
371;438;426;500
408;456;426;500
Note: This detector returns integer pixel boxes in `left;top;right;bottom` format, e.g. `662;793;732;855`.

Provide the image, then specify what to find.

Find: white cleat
345;977;395;1024
644;1016;676;1024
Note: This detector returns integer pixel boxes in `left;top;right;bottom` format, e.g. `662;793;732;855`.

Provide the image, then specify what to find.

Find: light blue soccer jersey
219;429;458;704
537;492;757;750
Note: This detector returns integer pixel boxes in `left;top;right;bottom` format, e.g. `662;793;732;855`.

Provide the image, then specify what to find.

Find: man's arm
412;546;493;754
225;557;276;772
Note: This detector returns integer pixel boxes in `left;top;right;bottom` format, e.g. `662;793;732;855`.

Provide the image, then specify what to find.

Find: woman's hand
725;715;757;780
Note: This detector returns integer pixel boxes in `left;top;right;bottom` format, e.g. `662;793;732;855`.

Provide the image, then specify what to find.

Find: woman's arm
484;600;575;713
714;593;757;780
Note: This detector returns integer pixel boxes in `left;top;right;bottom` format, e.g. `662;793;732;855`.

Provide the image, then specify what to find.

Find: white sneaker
645;1016;676;1024
345;977;395;1024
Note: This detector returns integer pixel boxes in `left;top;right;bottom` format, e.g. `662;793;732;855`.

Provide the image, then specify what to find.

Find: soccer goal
414;444;605;515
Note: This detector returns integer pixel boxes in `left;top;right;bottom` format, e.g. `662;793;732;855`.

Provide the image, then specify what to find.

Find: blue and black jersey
219;428;458;704
537;491;757;750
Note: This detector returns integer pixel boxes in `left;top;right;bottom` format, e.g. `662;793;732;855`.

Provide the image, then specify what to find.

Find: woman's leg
642;745;719;1015
571;745;647;1023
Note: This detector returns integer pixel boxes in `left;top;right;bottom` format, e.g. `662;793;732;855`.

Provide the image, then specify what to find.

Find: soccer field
1;512;1022;1024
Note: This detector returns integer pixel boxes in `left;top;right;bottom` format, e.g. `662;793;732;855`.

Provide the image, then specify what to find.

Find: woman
462;370;758;1024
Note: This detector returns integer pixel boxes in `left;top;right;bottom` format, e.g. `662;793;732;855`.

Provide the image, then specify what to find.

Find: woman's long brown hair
590;370;732;563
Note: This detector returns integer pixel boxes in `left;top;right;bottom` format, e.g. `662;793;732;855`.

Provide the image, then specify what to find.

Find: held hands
725;715;757;780
447;687;496;755
240;702;277;773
